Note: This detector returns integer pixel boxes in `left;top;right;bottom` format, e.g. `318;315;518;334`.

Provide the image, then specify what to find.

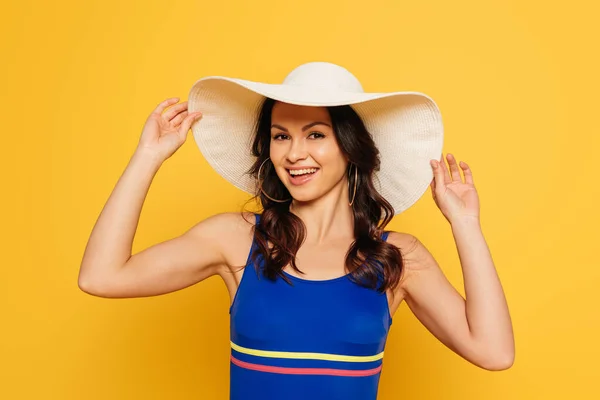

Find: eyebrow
271;121;332;132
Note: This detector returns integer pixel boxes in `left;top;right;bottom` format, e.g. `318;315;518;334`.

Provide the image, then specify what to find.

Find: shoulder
186;212;257;264
385;231;419;254
384;230;439;288
186;212;258;296
383;230;439;309
187;212;256;238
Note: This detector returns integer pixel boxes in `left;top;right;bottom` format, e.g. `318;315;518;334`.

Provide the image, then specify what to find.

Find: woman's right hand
136;97;202;163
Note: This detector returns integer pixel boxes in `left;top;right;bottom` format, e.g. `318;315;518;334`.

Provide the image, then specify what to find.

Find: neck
288;182;354;245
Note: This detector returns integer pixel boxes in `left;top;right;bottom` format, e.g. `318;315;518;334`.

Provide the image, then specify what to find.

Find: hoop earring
257;158;291;203
348;163;358;207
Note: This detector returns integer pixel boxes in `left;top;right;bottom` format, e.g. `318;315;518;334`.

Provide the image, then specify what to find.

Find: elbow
78;274;100;296
479;351;515;371
471;333;515;371
78;270;110;297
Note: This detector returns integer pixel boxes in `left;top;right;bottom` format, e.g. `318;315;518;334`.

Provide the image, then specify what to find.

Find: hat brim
188;76;444;215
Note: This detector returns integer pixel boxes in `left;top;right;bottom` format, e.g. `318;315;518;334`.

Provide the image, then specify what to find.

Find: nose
285;138;308;163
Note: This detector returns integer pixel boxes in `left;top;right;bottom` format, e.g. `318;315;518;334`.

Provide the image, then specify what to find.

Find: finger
153;97;179;115
430;159;443;191
163;101;188;121
439;154;451;185
171;111;188;127
460;161;474;185
178;112;202;139
446;153;462;182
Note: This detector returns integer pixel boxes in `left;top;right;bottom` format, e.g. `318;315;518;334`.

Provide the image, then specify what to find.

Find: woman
78;62;514;399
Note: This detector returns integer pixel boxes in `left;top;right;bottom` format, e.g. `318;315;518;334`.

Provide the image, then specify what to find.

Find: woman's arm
77;97;234;298
78;148;161;292
452;217;514;366
389;153;514;370
390;223;514;371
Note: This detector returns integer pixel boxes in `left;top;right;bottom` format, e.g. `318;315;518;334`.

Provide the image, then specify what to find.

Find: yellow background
1;0;598;398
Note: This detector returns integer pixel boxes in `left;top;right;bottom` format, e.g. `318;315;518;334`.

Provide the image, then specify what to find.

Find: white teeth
289;168;318;176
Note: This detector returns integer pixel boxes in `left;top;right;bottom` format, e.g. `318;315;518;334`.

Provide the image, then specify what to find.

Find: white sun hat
187;61;443;215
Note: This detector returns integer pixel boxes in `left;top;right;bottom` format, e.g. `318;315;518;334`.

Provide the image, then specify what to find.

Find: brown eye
309;132;325;139
273;134;289;140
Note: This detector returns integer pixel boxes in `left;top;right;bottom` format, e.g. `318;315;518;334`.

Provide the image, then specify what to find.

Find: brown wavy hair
245;98;404;293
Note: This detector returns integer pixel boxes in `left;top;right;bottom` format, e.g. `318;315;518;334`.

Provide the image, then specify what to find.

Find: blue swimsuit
229;213;392;399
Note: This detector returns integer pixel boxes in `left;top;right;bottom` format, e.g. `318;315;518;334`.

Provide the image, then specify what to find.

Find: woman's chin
287;189;319;204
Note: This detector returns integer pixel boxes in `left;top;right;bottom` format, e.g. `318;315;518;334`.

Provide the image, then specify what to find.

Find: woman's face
269;101;348;203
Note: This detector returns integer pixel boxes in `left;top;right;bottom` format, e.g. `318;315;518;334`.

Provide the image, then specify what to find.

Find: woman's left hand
430;153;480;224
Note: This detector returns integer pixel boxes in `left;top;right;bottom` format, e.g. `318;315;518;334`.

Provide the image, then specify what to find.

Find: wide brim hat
187;62;443;215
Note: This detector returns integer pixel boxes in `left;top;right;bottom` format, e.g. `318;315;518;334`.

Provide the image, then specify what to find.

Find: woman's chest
230;275;391;349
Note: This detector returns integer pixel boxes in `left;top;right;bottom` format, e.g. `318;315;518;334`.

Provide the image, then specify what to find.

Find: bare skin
79;97;514;372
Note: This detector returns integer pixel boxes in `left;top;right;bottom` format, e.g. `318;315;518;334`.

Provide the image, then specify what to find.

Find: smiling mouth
287;168;319;177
